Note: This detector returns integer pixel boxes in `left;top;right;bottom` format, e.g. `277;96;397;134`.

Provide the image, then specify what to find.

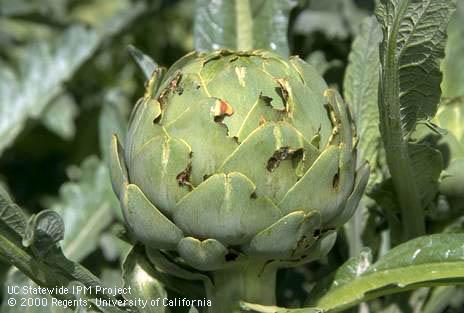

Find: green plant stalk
0;232;116;304
235;0;253;51
0;235;74;302
378;0;425;240
208;262;276;313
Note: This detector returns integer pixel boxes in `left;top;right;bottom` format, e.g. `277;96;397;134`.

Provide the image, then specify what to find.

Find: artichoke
110;50;369;311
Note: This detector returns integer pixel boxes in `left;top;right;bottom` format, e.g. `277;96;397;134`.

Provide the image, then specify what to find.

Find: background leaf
41;93;79;141
0;26;99;156
375;0;455;239
49;157;118;262
314;234;464;312
194;0;296;56
344;16;382;188
441;0;464;98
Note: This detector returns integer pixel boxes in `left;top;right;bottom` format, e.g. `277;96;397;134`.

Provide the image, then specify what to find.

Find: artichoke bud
110;50;369;272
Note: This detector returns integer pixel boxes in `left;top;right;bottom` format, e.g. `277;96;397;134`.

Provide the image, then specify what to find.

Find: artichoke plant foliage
110;49;369;310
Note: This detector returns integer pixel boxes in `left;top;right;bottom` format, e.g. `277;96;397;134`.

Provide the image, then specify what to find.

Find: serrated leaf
50;156;118;262
41;93;79;140
408;143;443;207
0;26;99;156
376;0;455;134
315;234;464;312
23;210;65;257
375;0;456;239
0;185;27;237
0;191;117;307
194;0;296;57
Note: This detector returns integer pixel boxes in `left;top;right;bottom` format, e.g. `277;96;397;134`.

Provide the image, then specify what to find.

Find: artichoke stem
208;262;276;313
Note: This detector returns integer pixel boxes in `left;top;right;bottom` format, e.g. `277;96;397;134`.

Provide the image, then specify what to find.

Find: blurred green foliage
6;1;463;313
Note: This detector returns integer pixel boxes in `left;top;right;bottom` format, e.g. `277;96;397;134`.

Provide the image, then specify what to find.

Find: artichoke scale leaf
177;237;228;271
257;54;293;79
326;162;370;229
131;135;192;215
220;122;320;203
122;184;184;250
160;73;210;126
109;134;128;199
173;172;282;246
160;51;199;87
235;94;284;142
289;56;328;93
125;98;165;168
145;67;166;98
246;210;321;259
146;247;214;290
278;145;343;223
284;77;332;146
325;89;357;213
204;61;286;137
165;98;238;186
324;89;353;151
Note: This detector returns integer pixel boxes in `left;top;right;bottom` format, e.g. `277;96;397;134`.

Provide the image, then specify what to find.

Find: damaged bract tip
212;99;234;122
158;71;183;104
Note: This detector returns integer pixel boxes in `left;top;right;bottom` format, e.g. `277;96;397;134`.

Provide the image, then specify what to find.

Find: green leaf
128;45;157;80
122;246;167;313
293;0;368;39
435;97;464;146
99;91;130;167
376;0;455;134
240;302;322;313
70;0;146;37
50;156;119;262
23;211;65;257
408;143;443;207
422;286;464;313
314;234;464;312
342;16;383;257
344;16;382;187
194;0;296;57
0;189;119;307
0;185;27;237
305;51;342;76
441;0;464;98
375;0;456;239
0;26;99;156
99;226;132;262
41;93;79;141
1;268;72;313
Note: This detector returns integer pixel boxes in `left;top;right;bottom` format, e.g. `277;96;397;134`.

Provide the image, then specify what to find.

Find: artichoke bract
110;50;369;310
